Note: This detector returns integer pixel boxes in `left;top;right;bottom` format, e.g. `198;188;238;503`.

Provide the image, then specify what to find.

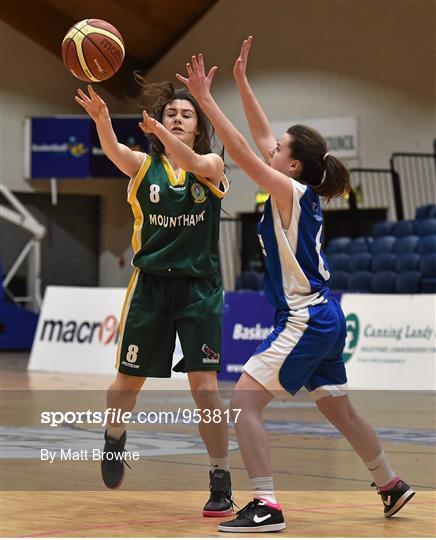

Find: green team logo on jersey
191;183;206;204
343;313;360;363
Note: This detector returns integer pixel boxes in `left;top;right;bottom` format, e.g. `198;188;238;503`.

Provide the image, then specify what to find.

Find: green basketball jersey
127;153;228;277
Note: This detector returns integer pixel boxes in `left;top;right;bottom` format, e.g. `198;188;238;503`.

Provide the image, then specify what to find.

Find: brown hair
135;76;214;156
287;124;350;199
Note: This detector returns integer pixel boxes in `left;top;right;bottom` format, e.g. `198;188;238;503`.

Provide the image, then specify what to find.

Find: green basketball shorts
115;269;223;377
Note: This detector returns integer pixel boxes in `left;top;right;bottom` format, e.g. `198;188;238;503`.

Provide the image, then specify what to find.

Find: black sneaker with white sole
203;469;233;517
218;499;286;533
101;430;131;489
372;478;415;518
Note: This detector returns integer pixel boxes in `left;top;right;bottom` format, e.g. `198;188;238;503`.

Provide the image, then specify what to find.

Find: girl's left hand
176;54;218;102
139;110;160;134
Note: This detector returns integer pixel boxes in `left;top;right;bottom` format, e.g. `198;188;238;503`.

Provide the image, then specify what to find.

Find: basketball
62;19;125;82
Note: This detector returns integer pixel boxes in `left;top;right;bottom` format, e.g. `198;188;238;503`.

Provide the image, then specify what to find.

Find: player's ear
288;159;301;176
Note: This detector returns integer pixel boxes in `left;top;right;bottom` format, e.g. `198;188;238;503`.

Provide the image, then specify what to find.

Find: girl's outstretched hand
233;35;253;81
75;85;109;122
138;110;160;135
176;54;218;102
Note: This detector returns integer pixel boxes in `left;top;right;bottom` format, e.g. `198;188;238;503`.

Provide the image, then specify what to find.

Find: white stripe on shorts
243;308;309;398
310;384;348;401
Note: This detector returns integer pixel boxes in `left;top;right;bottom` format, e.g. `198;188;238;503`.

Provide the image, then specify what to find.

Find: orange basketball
62;19;125;82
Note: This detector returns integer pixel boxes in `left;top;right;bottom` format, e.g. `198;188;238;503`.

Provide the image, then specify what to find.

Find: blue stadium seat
371;271;396;293
420;253;436;277
429;206;436;219
415;205;435;221
235;271;264;291
419;234;436;254
371;236;396;255
327;237;351;254
327;253;349;271
348;237;371;254
416;218;436;236
395;253;421;273
372;221;395;237
393;220;416;237
349;271;372;292
395;235;420;254
348;252;372;272
372;253;397;272
395;272;422;294
420;254;436;292
329;271;349;291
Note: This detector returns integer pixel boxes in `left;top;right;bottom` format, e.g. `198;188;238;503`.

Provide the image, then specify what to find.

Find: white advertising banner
271;116;358;158
29;286;185;377
341;294;436;390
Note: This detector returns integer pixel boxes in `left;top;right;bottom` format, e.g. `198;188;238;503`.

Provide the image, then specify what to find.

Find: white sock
107;423;126;441
250;476;277;504
364;450;396;488
210;455;229;471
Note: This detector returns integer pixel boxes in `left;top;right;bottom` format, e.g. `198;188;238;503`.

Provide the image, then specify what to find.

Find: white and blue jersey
257;181;330;311
244;180;348;400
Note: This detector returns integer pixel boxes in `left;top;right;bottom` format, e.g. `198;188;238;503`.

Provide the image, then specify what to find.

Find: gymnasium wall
147;0;435;215
1;19;133;286
1;1;434;287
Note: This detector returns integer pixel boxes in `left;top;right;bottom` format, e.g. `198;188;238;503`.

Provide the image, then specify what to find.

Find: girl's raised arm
233;36;277;163
176;55;292;203
75;85;144;178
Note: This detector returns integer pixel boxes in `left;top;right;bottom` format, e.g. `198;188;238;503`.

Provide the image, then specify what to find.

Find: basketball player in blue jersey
176;37;415;532
75;83;234;517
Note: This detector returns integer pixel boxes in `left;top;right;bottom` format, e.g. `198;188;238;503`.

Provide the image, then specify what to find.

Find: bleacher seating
395;271;422;294
348;252;372;272
416;205;436;220
416;218;436;236
372;221;395;237
348;237;372;254
393;220;415;236
395;253;420;272
371;271;396;293
330;271;349;290
326;205;436;292
395;235;420;254
372;253;396;272
327;237;351;254
328;253;349;272
371;236;396;255
349;271;372;292
235;206;436;294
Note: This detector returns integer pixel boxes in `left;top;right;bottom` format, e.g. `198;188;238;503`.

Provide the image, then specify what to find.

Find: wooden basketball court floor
1;352;435;538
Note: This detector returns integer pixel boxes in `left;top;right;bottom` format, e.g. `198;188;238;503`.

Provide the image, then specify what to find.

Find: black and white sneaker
218;499;286;533
101;430;130;489
372;478;415;518
203;469;233;517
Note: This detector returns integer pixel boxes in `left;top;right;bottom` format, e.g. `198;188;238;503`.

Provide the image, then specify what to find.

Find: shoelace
235;500;257;519
104;438;132;470
208;481;238;511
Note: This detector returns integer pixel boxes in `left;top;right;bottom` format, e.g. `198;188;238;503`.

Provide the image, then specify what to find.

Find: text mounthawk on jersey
127;154;228;277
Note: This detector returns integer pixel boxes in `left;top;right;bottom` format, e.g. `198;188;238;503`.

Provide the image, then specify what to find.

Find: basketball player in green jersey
75;83;233;516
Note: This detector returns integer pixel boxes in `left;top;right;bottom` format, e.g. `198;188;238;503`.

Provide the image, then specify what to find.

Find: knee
191;385;220;408
108;374;143;401
318;397;357;425
229;393;261;420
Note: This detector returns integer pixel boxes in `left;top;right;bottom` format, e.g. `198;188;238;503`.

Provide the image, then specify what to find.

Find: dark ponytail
287;125;350;200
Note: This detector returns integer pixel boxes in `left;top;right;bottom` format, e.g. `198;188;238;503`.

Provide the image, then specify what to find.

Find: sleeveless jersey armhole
193;173;229;199
127;154;151;202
